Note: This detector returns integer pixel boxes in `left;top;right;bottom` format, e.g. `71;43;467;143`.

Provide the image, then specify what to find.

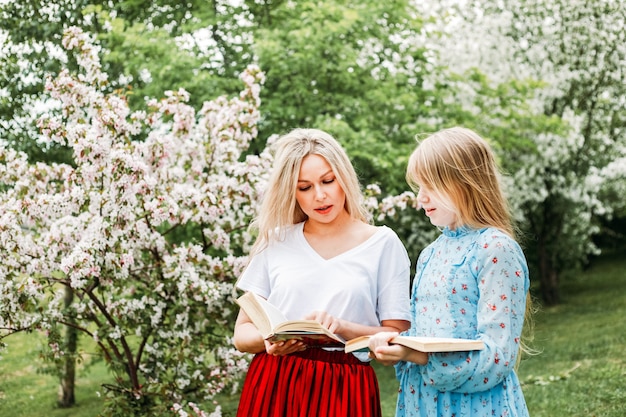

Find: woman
233;128;411;417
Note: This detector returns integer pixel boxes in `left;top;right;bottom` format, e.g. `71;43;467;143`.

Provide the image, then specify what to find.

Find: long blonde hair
407;126;535;363
406;126;515;237
250;128;369;255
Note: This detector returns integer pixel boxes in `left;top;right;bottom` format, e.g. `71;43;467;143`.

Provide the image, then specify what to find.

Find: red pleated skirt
236;349;382;417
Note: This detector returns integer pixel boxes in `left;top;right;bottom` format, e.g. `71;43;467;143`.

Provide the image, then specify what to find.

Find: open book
236;291;345;348
345;335;485;354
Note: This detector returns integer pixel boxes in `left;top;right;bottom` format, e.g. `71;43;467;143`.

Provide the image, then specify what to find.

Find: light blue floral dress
395;226;530;417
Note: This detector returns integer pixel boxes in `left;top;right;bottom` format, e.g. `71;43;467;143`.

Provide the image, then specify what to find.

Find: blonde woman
368;127;531;417
233;128;411;417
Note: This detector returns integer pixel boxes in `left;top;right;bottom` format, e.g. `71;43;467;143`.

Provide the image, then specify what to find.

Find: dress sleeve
418;233;529;393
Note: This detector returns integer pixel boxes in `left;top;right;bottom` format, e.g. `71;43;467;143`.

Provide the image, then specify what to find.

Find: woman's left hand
304;310;343;334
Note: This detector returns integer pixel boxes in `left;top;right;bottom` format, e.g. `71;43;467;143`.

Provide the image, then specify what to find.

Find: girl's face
296;154;346;225
416;184;458;229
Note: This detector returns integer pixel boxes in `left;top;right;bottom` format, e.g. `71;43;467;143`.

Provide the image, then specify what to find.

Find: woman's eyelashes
298;178;335;191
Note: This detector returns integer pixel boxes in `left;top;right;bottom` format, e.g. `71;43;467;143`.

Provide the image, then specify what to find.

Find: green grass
2;251;625;416
0;333;107;417
517;251;626;417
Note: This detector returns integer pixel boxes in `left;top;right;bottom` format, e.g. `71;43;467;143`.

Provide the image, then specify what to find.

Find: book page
238;292;345;346
394;336;484;352
250;293;289;329
345;335;484;354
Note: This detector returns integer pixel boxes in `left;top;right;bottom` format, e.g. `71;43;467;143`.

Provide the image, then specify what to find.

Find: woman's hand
234;309;306;355
304;311;410;342
304;310;343;334
264;338;307;356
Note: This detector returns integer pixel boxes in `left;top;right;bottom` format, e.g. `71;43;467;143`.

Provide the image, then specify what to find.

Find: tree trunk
538;243;560;306
58;286;77;407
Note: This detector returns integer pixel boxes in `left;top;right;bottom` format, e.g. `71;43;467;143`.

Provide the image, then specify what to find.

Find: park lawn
1;251;625;417
517;250;626;417
0;331;107;417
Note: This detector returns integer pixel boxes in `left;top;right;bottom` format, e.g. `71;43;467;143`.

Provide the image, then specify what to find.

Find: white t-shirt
237;222;411;328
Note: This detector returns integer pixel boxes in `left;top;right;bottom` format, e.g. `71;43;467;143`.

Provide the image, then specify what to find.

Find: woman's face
295;154;346;225
416;184;458;229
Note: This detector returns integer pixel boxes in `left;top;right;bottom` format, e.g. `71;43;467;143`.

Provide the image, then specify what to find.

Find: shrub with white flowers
0;26;268;416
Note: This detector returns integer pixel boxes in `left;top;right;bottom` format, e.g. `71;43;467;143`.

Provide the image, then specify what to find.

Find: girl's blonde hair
250;128;369;255
406;126;515;237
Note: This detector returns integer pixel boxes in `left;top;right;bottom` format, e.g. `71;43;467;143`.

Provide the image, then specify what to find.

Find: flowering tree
480;0;626;304
0;26;269;416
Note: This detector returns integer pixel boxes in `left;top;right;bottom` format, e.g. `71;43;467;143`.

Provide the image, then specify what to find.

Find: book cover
236;291;345;348
345;335;485;354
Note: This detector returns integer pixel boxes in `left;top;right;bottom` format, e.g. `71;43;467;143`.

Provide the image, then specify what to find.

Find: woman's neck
303;210;354;237
302;212;376;260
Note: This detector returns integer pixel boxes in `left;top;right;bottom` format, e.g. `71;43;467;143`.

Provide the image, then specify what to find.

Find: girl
369;127;531;417
233;128;411;417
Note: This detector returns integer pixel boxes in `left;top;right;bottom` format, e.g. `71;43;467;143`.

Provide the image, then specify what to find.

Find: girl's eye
322;178;335;184
298;185;311;191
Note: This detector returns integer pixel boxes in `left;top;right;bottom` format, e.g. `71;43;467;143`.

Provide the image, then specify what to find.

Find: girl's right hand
368;332;402;365
368;331;399;351
368;332;428;366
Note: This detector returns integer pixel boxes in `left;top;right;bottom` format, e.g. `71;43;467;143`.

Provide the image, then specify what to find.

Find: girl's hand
368;331;398;351
368;332;428;366
264;338;307;356
368;331;402;366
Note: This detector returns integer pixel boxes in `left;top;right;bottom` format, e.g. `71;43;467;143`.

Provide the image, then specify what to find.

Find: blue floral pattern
395;226;530;417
